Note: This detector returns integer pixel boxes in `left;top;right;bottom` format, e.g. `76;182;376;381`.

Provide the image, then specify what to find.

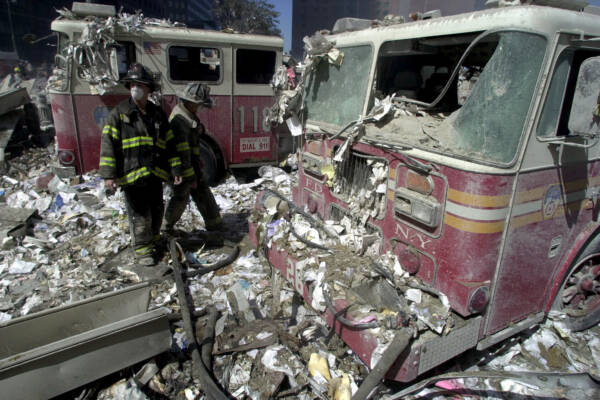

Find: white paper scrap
8;259;37;274
286;115;303;137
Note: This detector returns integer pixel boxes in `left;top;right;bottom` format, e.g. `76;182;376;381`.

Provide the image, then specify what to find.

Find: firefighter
99;63;183;265
163;83;222;235
9;66;23;88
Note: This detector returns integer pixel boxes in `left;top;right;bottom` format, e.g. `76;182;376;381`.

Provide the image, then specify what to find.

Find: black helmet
122;63;155;91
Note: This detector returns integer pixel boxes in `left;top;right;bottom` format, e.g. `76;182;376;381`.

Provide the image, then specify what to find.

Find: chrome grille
335;151;378;201
332;150;388;220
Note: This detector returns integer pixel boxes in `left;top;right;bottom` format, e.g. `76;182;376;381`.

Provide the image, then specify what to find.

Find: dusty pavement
0;145;599;399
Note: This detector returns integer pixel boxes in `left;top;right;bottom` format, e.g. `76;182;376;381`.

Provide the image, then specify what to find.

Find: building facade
186;0;217;29
291;0;487;58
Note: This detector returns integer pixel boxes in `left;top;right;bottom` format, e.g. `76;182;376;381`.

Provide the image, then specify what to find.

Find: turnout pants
163;177;221;231
123;176;164;257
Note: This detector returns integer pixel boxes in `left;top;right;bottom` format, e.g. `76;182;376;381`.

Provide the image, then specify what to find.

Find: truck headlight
301;152;323;177
395;188;440;228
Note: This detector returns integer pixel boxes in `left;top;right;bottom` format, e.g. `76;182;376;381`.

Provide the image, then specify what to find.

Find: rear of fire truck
251;1;600;395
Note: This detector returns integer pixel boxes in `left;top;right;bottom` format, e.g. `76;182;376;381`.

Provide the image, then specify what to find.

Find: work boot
162;227;187;238
204;216;223;231
136;254;157;266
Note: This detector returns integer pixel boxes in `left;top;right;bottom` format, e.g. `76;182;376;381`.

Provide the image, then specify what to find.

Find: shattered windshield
304;45;372;128
365;31;547;165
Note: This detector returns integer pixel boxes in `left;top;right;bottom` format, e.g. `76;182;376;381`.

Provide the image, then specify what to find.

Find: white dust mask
130;86;145;101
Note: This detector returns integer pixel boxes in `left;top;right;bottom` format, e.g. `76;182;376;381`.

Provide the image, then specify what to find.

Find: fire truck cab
251;1;600;385
48;3;286;183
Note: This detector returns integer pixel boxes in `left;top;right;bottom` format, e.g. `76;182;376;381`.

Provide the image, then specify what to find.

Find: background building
2;0;73;65
164;0;217;28
1;0;216;68
187;0;218;29
291;0;488;58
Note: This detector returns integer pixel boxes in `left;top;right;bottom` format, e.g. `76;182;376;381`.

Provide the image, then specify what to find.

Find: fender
544;221;600;312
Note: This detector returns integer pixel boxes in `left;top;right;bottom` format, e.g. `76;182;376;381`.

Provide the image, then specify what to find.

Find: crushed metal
49;8;185;95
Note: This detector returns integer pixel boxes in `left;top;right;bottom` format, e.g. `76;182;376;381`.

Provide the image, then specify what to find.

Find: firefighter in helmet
163;82;222;234
99;63;183;265
9;66;23;88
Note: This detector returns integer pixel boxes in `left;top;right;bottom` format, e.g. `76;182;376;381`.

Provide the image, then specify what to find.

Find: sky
270;0;292;53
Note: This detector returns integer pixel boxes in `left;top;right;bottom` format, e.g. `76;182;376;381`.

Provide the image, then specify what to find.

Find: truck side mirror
568;56;600;138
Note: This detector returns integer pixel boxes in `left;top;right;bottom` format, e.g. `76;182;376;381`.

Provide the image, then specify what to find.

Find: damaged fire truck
47;2;287;184
250;0;600;394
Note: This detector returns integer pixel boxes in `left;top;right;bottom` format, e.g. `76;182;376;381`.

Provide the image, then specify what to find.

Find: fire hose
352;329;412;400
322;289;379;330
185;245;240;278
169;238;230;400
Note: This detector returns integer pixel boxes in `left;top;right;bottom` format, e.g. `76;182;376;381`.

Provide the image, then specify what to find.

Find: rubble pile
0;147;366;399
0;147;131;316
251;185;456;375
0;146;599;399
406;313;600;398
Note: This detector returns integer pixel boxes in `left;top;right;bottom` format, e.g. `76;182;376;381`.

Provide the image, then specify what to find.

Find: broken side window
116;41;136;80
304;45;372;129
366;31;547;165
538;48;600;137
450;31;547;163
236;49;276;84
168;46;221;82
55;32;69;71
49;32;70;92
375;32;484;108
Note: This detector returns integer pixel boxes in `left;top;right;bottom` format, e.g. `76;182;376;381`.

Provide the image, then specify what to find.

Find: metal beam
0;283;171;400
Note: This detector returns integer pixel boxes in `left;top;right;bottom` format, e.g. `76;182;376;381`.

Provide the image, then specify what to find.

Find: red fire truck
48;3;287;184
250;0;600;388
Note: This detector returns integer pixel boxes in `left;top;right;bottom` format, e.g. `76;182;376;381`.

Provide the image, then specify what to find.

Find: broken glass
451;31;547;163
304;45;372;129
363;31;547;165
47;33;70;92
539;47;600;138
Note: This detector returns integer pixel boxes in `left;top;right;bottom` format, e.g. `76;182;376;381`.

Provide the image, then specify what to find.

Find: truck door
231;47;279;165
485;34;600;334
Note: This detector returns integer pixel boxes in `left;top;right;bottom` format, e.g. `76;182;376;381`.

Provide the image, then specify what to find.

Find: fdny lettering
304;176;323;193
395;223;432;249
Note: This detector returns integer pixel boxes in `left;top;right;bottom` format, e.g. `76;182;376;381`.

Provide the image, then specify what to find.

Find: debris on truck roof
49;6;186;94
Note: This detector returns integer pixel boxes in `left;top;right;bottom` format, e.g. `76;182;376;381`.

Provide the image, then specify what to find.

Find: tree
213;0;281;36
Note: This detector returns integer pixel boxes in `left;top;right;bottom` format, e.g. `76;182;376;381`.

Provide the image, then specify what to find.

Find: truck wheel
554;253;600;331
197;140;221;187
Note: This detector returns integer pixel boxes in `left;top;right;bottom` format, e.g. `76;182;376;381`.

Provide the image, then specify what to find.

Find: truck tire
553;252;600;331
197;139;221;187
